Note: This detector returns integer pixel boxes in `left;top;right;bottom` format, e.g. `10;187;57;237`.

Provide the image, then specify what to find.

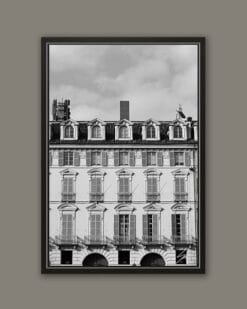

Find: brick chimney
120;101;129;120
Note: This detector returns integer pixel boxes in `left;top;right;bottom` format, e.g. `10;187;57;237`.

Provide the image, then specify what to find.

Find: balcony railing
118;193;132;202
171;235;195;245
84;236;109;245
174;193;188;202
61;193;76;202
89;193;104;202
55;236;78;245
146;193;160;202
114;235;136;245
142;235;163;244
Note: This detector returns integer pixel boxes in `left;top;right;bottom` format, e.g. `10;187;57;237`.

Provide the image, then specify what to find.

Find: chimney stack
120;101;129;120
52;99;71;121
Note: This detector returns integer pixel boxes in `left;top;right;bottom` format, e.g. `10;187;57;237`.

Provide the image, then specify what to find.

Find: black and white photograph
42;37;205;273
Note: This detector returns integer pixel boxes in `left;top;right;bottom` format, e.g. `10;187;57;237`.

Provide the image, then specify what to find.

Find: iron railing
89;193;104;202
146;193;160;202
118;193;132;202
174;193;188;202
61;193;76;202
114;235;136;245
55;236;78;245
84;236;109;245
171;235;195;245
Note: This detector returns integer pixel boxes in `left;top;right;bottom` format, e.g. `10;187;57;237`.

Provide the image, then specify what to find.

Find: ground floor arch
140;253;165;267
82;253;109;267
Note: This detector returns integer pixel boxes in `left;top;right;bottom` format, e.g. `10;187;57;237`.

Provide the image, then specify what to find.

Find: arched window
146;125;156;138
174;125;183;138
64;125;74;138
92;125;101;138
119;125;128;138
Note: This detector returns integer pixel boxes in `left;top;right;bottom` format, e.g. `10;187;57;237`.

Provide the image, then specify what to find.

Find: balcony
55;236;78;245
84;236;109;246
118;193;132;202
89;193;104;202
142;235;163;245
146;193;160;202
114;235;136;245
61;193;76;202
171;235;196;245
174;193;188;202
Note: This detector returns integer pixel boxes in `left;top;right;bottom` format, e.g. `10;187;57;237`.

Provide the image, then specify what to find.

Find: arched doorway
83;253;108;267
140;253;165;267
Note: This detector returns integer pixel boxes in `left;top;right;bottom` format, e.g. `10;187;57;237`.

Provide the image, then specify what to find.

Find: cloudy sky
49;44;198;121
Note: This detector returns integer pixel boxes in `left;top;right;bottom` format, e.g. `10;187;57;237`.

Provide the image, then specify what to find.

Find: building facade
49;100;198;267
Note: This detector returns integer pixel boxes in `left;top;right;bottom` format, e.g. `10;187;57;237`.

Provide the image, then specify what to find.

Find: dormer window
174;125;183;138
146;125;156;138
142;119;160;140
92;125;101;138
64;125;74;138
60;119;78;140
119;125;129;138
88;118;106;140
115;119;133;140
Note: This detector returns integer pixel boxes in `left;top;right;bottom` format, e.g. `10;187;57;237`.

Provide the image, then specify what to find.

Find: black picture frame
41;37;205;274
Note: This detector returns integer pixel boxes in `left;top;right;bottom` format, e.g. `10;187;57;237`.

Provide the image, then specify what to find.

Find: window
61;213;73;242
176;250;187;264
92;125;101;138
114;213;136;244
146;173;160;202
61;250;73;264
90;175;103;202
172;214;186;243
119;214;129;241
62;177;75;202
146;125;156;138
64;151;74;166
91;151;101;165
90;214;102;242
174;177;187;201
118;176;131;202
64;125;74;138
143;214;158;242
174;152;184;166
119;125;129;138
119;151;129;165
147;152;156;165
118;250;130;265
174;125;183;138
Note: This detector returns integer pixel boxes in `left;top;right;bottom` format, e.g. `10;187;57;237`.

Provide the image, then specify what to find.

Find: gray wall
0;0;246;308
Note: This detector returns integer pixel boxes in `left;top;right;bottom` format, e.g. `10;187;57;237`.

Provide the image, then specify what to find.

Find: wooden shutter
86;150;91;166
180;214;186;239
170;151;175;166
91;177;97;193
114;215;119;239
143;214;148;241
152;214;158;241
129;151;135;166
142;151;147;166
185;151;190;166
90;214;101;241
171;214;176;236
180;178;185;193
49;151;52;166
175;178;180;193
130;215;136;242
90;214;96;239
62;213;73;240
58;150;64;166
74;151;80;166
114;150;119;166
102;151;108;166
157;151;163;166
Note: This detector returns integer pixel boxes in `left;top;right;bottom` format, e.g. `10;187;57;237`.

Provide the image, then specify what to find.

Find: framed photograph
42;37;205;273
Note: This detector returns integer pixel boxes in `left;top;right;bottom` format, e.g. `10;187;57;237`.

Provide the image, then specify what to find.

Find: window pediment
114;203;135;212
57;203;79;212
86;202;107;212
116;168;134;177
88;118;106;126
143;168;162;176
60;168;79;177
143;203;163;212
171;168;190;176
88;118;106;140
171;203;191;212
87;168;106;176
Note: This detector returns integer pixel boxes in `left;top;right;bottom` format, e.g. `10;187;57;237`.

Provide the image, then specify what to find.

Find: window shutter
114;215;119;239
152;214;158;241
91;178;97;193
129;151;135;166
142;151;147;166
86;150;91;166
157;151;163;166
130;215;136;242
90;214;96;239
180;214;186;239
74;151;80;166
114;150;119;166
96;178;101;193
95;214;101;241
153;178;158;193
58;151;64;166
185;151;190;166
175;178;180;193
49;151;52;166
172;214;176;236
102;151;108;166
170;151;175;166
143;214;148;241
62;213;73;240
147;178;152;194
180;178;185;193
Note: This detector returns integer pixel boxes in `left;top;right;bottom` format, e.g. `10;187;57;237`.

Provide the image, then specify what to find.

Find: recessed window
118;175;131;202
64;125;74;138
174;152;184;166
147;174;160;202
90;175;103;202
174;177;187;201
92;125;101;138
147;152;156;165
91;151;101;165
174;125;183;138
119;125;129;138
64;151;74;166
147;125;156;138
62;177;75;202
119;151;129;165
